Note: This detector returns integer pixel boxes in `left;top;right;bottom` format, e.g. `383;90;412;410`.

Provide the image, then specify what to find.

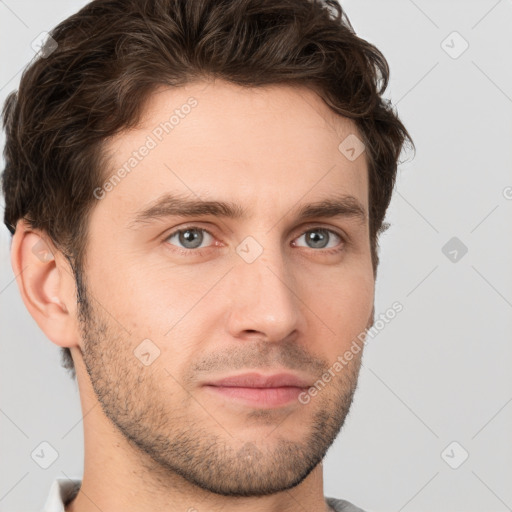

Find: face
77;80;375;496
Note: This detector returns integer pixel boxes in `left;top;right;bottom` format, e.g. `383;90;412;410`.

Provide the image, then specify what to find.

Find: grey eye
294;229;342;249
167;228;214;250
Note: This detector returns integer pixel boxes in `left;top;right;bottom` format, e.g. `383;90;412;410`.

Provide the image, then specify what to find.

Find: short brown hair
1;0;414;377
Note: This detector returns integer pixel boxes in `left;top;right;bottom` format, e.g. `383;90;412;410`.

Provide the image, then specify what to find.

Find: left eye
293;228;342;250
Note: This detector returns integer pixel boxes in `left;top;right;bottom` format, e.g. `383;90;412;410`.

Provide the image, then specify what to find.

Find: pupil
180;229;202;248
308;230;327;248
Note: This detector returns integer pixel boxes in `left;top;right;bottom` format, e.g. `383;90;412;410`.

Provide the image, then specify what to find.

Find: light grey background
1;1;511;511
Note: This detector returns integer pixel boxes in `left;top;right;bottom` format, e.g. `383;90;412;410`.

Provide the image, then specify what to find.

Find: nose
225;243;304;343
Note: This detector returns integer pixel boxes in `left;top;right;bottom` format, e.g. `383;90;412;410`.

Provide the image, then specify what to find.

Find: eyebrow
127;192;367;229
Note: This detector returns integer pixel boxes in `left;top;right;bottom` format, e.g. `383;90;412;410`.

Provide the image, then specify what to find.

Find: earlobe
10;219;80;349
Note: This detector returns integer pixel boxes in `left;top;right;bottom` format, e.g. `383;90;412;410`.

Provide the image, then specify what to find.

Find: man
2;0;413;510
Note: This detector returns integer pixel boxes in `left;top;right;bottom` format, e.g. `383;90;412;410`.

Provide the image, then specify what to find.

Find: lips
204;386;306;407
205;372;311;389
202;372;312;408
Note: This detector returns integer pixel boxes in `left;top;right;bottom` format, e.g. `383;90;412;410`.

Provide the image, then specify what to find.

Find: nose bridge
226;235;302;341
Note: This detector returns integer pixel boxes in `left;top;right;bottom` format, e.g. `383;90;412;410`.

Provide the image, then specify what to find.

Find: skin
11;79;375;512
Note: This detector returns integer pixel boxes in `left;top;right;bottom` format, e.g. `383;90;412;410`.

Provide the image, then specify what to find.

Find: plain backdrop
1;1;511;511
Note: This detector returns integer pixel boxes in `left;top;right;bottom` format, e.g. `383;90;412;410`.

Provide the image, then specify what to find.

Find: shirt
42;478;368;512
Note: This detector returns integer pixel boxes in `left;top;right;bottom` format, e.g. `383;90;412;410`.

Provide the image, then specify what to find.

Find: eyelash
162;225;346;257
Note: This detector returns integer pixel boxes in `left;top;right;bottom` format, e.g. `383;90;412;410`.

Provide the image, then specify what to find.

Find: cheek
100;259;223;357
306;265;374;344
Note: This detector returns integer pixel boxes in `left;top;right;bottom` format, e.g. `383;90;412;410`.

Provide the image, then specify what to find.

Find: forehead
99;80;368;222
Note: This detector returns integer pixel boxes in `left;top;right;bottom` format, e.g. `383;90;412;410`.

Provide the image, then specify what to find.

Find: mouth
202;372;311;408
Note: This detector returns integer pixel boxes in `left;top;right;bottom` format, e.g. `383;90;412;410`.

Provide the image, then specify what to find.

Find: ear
10;219;81;349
